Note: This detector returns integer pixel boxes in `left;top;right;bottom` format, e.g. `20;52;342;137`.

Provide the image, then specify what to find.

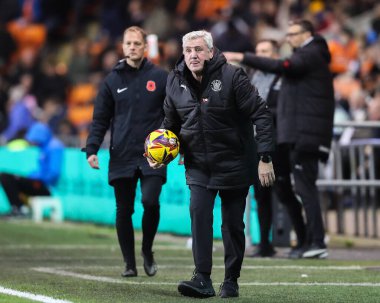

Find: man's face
183;37;213;75
286;25;309;48
255;41;277;59
122;31;146;61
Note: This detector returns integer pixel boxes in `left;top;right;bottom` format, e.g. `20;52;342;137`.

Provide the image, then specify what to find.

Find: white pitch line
33;268;176;285
54;265;365;271
239;282;380;287
1;244;189;250
32;267;380;287
0;286;73;303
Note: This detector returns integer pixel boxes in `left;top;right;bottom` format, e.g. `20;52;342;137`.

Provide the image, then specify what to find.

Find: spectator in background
0;122;64;217
229;39;306;258
224;19;335;259
85;26;168;278
149;30;275;298
1;73;37;143
33;58;70;107
328;26;359;76
68;36;92;84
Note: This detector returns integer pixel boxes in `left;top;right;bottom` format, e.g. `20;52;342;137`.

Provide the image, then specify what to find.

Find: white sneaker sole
302;249;328;258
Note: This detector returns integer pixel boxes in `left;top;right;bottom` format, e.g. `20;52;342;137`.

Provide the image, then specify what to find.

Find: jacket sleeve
232;68;274;154
162;95;181;136
242;51;311;76
161;77;181;136
85;80;114;158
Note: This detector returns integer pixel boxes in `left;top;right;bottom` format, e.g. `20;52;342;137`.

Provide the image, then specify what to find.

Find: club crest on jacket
210;80;222;92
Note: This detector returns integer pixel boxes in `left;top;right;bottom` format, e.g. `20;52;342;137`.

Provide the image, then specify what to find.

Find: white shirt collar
300;36;314;48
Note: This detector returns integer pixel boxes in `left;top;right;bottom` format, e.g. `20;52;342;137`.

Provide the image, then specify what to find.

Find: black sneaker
219;280;239;298
302;245;328;259
178;271;216;298
141;251;157;276
121;267;137;277
249;244;276;258
288;246;306;259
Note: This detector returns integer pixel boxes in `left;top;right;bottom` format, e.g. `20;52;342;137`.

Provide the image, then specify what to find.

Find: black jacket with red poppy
86;58;168;184
242;35;334;161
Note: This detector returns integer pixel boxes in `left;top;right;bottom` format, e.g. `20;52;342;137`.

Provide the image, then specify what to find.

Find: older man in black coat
148;30;275;298
225;19;335;259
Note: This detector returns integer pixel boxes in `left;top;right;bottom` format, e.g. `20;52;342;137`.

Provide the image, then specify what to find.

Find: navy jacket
163;49;274;189
86;58;168;184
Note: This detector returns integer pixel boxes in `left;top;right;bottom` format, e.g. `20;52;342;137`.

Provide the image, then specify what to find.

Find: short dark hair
123;26;147;43
255;39;279;53
289;19;315;36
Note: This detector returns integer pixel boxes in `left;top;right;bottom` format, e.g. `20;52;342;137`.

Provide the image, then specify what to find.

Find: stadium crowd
0;0;380;149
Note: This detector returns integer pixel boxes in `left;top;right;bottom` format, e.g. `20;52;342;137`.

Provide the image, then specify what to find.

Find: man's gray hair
182;30;213;50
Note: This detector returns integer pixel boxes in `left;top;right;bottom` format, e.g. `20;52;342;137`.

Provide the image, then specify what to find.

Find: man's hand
144;153;165;169
87;154;99;169
258;160;275;187
223;52;244;63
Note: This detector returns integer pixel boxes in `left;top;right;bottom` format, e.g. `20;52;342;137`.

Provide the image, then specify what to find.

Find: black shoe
288;246;306;259
302;245;328;259
141;251;157;277
219;280;239;298
121;267;137;277
249;244;276;258
178;271;216;298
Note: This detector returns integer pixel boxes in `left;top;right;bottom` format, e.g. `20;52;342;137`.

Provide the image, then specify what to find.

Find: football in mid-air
144;129;180;164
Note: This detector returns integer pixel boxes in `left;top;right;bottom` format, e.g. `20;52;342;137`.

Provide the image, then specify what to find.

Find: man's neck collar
126;57;145;69
300;36;314;48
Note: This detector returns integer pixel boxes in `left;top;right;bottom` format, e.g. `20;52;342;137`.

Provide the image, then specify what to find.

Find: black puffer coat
86;58;168;184
242;35;334;161
163;49;274;189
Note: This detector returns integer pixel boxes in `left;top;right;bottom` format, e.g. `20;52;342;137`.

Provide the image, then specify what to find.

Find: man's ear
210;47;214;59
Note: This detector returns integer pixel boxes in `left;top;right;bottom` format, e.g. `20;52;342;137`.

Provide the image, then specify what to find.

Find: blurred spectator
100;0;129;41
328;26;359;76
7;47;40;85
40;96;66;134
1;73;37;142
0;122;64;217
33;58;70;106
68;36;92;84
143;0;171;39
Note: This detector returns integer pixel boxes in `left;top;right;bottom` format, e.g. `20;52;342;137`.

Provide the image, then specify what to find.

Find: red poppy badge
146;80;156;92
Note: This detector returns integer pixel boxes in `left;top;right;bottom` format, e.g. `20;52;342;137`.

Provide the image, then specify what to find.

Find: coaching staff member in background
149;30;275;298
224;19;334;259
225;39;307;259
85;26;168;277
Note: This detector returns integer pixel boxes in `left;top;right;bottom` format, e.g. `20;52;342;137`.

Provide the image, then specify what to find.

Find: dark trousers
189;185;248;281
112;172;163;269
0;173;50;209
291;151;326;248
254;144;306;247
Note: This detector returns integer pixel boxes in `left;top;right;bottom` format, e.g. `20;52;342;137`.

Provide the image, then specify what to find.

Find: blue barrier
0;147;259;242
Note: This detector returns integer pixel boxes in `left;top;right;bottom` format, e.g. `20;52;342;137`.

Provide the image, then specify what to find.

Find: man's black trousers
254;144;306;247
112;172;163;269
291;151;326;248
189;185;248;281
